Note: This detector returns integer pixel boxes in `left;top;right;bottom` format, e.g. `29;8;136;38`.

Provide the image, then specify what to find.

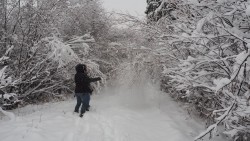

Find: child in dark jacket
74;64;101;117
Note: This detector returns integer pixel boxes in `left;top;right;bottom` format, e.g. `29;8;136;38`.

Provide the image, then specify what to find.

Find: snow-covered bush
0;0;110;107
144;0;250;140
56;0;110;40
0;93;21;110
0;47;21;110
66;33;95;59
0;66;12;88
1;34;106;105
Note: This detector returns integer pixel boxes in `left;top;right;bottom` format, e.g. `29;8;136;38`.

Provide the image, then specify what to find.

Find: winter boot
79;113;84;118
86;106;90;111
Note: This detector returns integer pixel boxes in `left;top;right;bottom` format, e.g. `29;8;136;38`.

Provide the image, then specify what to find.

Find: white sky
101;0;147;17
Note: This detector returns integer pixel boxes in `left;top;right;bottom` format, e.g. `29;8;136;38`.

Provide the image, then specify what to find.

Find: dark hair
75;64;87;73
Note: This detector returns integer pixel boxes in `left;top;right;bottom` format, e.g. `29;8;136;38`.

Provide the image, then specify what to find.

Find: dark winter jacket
74;64;101;94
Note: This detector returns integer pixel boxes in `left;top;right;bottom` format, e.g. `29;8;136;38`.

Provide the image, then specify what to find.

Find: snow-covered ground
0;84;227;141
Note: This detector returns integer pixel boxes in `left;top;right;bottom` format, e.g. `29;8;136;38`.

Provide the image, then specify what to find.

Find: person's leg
86;94;90;111
79;94;90;117
74;93;81;113
79;94;87;117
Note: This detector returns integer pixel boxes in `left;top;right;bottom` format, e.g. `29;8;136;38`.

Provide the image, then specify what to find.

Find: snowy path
0;86;226;141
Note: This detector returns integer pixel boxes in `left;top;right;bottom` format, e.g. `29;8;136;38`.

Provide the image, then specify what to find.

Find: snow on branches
42;36;80;68
145;0;250;140
0;0;109;111
0;66;12;89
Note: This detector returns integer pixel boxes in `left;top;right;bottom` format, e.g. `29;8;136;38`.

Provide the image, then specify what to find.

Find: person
74;64;101;117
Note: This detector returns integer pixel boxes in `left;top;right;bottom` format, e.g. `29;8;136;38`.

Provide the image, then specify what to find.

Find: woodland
1;0;250;140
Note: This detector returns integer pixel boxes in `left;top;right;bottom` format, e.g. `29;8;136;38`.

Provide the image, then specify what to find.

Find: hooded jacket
75;64;101;93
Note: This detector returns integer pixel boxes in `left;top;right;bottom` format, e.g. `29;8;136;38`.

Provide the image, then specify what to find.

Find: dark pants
74;93;90;114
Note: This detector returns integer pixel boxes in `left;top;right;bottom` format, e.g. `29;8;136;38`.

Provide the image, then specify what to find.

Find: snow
66;35;95;45
0;66;7;79
224;129;239;138
246;5;250;16
215;107;231;121
193;12;214;35
235;51;248;64
195;18;206;33
3;93;17;100
194;124;217;141
186;0;212;6
244;106;250;114
217;0;227;4
224;6;237;16
0;66;12;88
0;107;15;121
0;56;9;62
109;42;122;47
186;0;200;5
5;45;14;56
0;84;227;141
230;27;245;39
44;36;80;68
213;78;230;91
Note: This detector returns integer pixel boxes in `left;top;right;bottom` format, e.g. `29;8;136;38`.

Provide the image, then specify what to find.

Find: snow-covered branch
195;102;236;140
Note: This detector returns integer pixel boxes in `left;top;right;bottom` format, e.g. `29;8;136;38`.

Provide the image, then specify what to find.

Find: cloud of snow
100;62;162;109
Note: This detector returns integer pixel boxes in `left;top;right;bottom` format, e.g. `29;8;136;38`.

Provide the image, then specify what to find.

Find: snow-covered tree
0;0;110;106
144;0;250;140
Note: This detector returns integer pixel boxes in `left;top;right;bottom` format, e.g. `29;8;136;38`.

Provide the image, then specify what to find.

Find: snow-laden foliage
11;35;81;104
0;65;20;110
0;66;12;89
0;33;107;108
0;93;20;110
66;33;95;58
144;0;250;140
43;36;80;68
0;47;20;110
56;0;110;40
0;0;110;108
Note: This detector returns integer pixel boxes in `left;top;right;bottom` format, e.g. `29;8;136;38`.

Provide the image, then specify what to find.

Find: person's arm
88;77;101;83
83;74;101;83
